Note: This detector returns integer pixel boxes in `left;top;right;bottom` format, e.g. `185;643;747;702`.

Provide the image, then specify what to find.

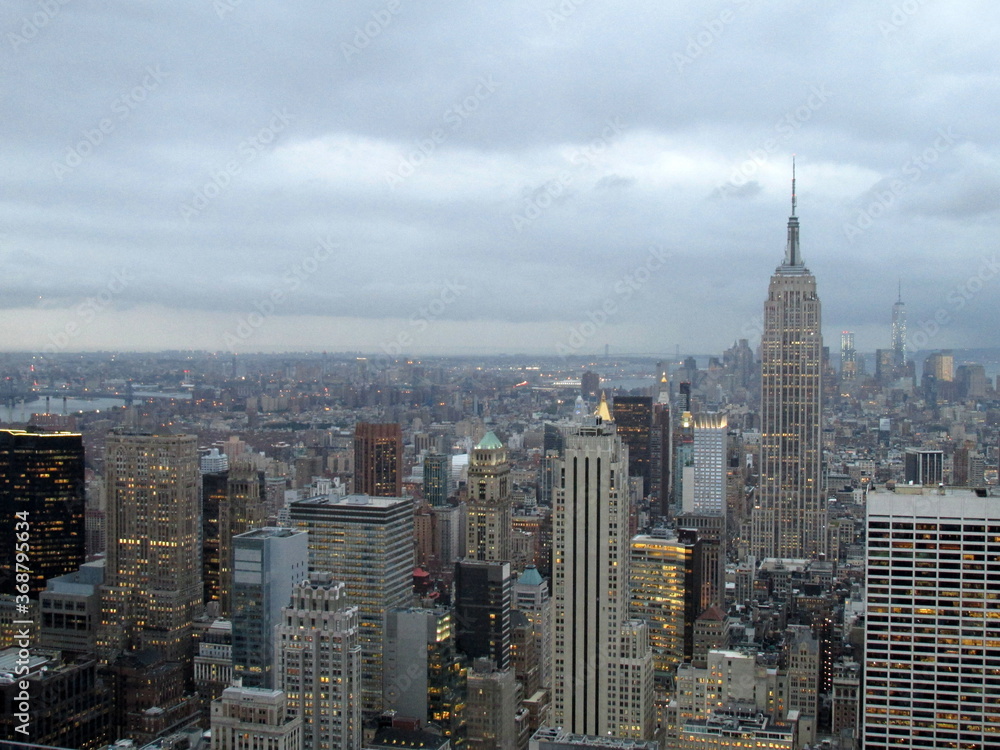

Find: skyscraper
686;414;727;517
513;565;552;689
454;559;512;670
0;429;85;600
202;468;228;605
353;422;402;497
629;532;687;680
752;169;826;560
840;331;857;381
551;414;654;739
465;431;512;562
612;396;653;497
863;486;1000;749
231;527;309;688
384;607;467;745
219;460;266;615
290;494;414;713
891;282;906;370
99;432;201;664
274;573;362;750
423;452;451;507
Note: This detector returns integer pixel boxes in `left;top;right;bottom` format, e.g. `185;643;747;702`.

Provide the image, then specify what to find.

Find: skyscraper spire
791;155;797;217
783;157;802;268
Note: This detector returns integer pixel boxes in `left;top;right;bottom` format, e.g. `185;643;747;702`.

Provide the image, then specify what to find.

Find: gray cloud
2;0;999;355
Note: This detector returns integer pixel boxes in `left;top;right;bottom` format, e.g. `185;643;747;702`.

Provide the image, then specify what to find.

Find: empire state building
752;169;826;560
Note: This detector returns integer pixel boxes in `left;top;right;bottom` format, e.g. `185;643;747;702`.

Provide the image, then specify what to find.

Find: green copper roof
476;431;503;449
517;565;543;587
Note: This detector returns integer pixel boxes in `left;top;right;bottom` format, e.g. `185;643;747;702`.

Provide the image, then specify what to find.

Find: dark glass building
454;559;512;670
612;396;653;497
353;422;403;497
0;429;85;599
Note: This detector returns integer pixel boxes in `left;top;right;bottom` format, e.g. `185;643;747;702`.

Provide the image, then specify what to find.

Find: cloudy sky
3;0;998;357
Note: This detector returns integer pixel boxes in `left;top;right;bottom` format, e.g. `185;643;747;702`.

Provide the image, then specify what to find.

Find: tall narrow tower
551;411;654;739
465;431;512;562
752;165;826;560
891;281;906;370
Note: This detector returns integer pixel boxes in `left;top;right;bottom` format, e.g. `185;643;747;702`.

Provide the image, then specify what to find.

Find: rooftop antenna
791;155;797;217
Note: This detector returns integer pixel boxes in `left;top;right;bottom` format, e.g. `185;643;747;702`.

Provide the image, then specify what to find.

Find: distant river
9;391;191;418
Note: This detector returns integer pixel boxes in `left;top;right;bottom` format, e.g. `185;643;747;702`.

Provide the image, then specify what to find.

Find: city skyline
2;2;999;356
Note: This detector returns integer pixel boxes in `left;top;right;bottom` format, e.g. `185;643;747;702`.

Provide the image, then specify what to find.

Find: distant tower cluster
752;165;827;560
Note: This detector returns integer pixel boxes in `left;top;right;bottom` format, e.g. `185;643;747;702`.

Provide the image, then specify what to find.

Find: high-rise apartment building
275;573;362;750
465;431;512;562
99;432;201;664
231;527;309;688
551;415;654;739
752;172;826;560
290;494;414;713
353;422;402;497
863;487;1000;749
0;429;85;599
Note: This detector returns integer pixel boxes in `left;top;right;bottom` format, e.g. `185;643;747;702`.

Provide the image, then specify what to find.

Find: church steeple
783;157;802;268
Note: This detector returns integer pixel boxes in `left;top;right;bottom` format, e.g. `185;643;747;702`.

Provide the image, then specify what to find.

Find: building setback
752;170;826;560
